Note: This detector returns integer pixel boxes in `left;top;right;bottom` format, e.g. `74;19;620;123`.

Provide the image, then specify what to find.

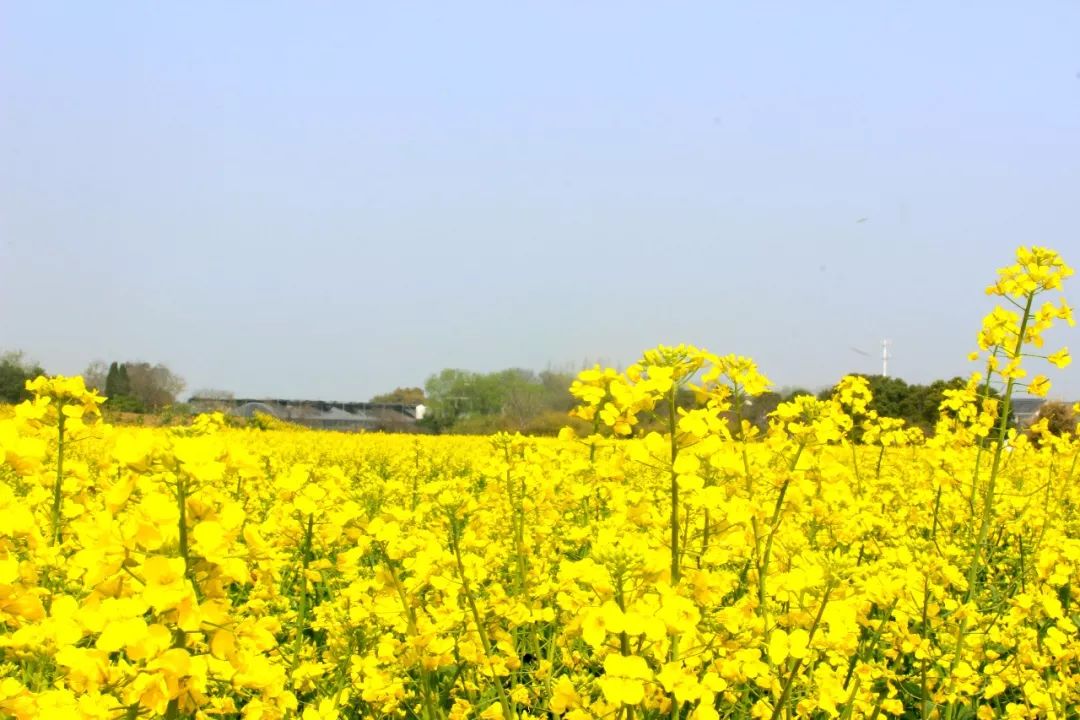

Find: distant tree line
419;368;579;434
2;347;1072;439
369;387;426;406
84;360;186;412
814;374;1013;433
409;368;1039;437
1;352;186;412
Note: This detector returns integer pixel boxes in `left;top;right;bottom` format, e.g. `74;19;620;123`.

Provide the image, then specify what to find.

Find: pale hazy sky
2;2;1077;401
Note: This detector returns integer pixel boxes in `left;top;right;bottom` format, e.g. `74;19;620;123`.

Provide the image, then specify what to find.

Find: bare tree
189;388;235;411
83;360;108;391
124;362;186;410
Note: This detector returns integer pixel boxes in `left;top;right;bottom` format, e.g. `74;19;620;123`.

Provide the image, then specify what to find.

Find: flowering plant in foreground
0;246;1077;720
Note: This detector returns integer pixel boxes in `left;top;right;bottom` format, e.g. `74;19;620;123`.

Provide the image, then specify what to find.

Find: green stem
839;599;897;719
449;517;514;720
668;388;680;586
760;444;804;636
850;441;862;496
383;543;440;720
1033;448;1078;558
968;352;1000;513
699;508;710;569
965;291;1033;602
176;476;204;603
615;572;634;720
667;388;681;720
919;579;932;720
930;485;943;543
768;581;834;720
590;414;600;464
164;627;189;719
291;514;314;673
50;407;66;546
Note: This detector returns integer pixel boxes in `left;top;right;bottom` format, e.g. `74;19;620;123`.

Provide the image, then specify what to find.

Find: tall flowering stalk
23;376;104;546
966;247;1073;599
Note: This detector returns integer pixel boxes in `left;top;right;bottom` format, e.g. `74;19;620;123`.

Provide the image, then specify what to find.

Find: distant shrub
1025;400;1077;445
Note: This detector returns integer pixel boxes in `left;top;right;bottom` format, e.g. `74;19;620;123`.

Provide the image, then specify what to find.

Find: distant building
189;397;425;432
1012;397;1080;430
1011;397;1047;428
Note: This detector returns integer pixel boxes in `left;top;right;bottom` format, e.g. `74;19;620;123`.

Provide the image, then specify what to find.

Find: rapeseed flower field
0;247;1077;720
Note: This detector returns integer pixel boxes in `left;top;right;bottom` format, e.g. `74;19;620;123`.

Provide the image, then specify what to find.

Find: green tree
538;370;576;412
0;351;45;403
116;363;132;396
424;369;478;430
370;387;426;405
821;374;1012;434
102;361;183;412
911;377;968;429
779;387;815;402
104;362;140;411
820;375;914;416
104;362;120;398
745;391;783;428
423;366;588;433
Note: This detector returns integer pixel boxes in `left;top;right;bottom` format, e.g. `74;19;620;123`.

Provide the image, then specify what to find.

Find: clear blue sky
2;2;1077;401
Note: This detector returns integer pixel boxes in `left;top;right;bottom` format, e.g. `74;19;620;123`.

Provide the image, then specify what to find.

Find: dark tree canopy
370;387;426;405
820;374;1010;433
0;351;45;403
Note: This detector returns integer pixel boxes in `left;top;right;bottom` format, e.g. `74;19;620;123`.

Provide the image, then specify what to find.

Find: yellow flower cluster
0;246;1077;720
976;246;1073;398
